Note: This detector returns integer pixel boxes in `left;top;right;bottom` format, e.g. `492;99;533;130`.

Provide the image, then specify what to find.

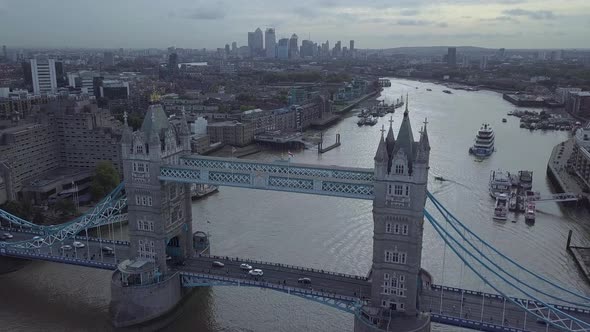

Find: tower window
394;185;403;195
395;164;404;174
386;223;391;233
402;224;408;235
136;145;143;154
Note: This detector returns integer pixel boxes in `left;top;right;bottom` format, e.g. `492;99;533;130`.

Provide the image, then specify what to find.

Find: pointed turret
385;116;395;154
419;118;430;152
179;106;190;136
374;125;388;163
122;111;133;144
395;95;415;160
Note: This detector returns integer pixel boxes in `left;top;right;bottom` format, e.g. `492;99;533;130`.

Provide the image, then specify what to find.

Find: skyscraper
254;28;264;55
447;47;457;67
349;40;354;55
2;45;7;60
225;44;230;56
168;53;178;76
231;42;237;55
265;28;276;58
480;55;488;70
300;40;315;58
103;51;114;67
277;38;289;60
333;41;341;57
30;58;57;95
289;34;299;58
247;32;255;56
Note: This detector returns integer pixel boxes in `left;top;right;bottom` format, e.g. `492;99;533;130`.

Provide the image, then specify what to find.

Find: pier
318;133;341;154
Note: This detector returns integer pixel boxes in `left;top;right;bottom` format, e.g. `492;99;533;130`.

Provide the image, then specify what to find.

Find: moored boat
493;194;509;220
191;184;219;200
469;124;495;157
489;169;511;198
443;90;452;94
524;202;536;222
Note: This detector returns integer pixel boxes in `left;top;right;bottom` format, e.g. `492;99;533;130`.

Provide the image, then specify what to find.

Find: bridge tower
110;103;195;327
355;103;432;331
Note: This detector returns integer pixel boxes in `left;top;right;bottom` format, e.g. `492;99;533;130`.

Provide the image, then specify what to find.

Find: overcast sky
0;0;589;49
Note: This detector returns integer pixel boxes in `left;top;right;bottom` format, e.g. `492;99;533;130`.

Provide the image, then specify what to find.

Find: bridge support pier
110;271;188;328
354;309;431;332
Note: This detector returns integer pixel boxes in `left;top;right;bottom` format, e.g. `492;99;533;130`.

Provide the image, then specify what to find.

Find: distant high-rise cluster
224;28;357;60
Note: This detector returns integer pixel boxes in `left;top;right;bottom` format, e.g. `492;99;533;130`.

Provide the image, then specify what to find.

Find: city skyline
0;0;589;49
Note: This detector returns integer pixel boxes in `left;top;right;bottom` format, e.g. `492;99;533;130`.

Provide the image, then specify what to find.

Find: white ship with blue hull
469;123;495;157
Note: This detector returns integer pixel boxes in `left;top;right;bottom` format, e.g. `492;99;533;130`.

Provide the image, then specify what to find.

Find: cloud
480;16;520;24
502;8;555;20
437;22;449;28
175;2;227;20
400;9;420;16
394;19;433;26
292;6;319;19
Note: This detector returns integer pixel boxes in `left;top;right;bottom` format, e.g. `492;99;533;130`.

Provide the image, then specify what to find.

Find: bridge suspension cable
427;191;590;306
424;208;590;332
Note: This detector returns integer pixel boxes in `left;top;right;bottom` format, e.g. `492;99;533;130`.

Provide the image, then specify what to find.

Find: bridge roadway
3;232;590;331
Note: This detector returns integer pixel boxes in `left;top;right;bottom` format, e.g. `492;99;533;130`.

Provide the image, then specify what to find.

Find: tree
33;210;46;225
91;161;120;201
55;199;76;217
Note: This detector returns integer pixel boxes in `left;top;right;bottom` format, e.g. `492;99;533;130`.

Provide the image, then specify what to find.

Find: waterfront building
207;120;255;146
556;87;581;104
265;28;276;58
565;91;590;118
30;58;58;95
571;124;590;189
447;47;457;67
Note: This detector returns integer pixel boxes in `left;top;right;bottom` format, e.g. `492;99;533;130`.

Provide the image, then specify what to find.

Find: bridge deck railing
431;284;590;315
201;254;368;281
1;249;117;270
180;271;362;303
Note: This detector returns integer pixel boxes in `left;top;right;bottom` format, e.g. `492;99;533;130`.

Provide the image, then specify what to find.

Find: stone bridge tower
110;103;194;328
355;101;432;332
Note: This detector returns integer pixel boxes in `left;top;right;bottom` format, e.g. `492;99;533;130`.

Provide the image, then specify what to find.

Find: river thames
1;78;589;331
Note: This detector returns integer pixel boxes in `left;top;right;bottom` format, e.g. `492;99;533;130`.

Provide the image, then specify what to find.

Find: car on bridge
212;261;225;268
33;236;43;243
297;277;312;284
102;246;114;255
248;269;263;276
2;232;13;239
60;245;73;251
240;263;252;270
73;241;85;249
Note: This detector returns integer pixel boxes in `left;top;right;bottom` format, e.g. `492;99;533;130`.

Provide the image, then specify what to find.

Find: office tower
300;40;315;58
497;48;506;59
168;53;178;75
2;45;6;59
265;28;276;58
254;28;263;54
225;44;230;56
231;41;237;54
247;32;255;55
333;41;341;57
350;40;354;55
447;47;457;67
103;51;114;67
480;55;488;70
289;34;299;58
30;59;58;95
277;38;289;60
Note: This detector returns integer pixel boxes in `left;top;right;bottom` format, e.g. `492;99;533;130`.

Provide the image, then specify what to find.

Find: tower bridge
1;102;590;332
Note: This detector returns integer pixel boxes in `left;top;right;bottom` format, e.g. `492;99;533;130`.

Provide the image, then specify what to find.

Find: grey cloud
437;22;449;28
480;16;520;23
502;8;555;20
395;19;433;26
400;9;420;16
292;6;319;19
185;8;226;20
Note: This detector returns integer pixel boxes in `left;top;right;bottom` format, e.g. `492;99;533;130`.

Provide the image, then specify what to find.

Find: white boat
366;116;378;126
489;169;511;198
190;184;219;200
493;194;509;220
469;124;495;157
524;202;536;222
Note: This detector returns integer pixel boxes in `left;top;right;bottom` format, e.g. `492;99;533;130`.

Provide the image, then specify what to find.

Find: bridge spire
374;125;388;163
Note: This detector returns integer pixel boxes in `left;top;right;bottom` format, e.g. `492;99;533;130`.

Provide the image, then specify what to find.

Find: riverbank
567;230;590;284
546;139;590;206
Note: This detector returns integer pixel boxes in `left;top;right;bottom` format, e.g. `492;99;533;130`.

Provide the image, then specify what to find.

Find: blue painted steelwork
180;155;375;181
0;185;127;250
424;208;590;332
180;272;362;313
430;313;526;332
0;249;117;270
427;191;590;307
